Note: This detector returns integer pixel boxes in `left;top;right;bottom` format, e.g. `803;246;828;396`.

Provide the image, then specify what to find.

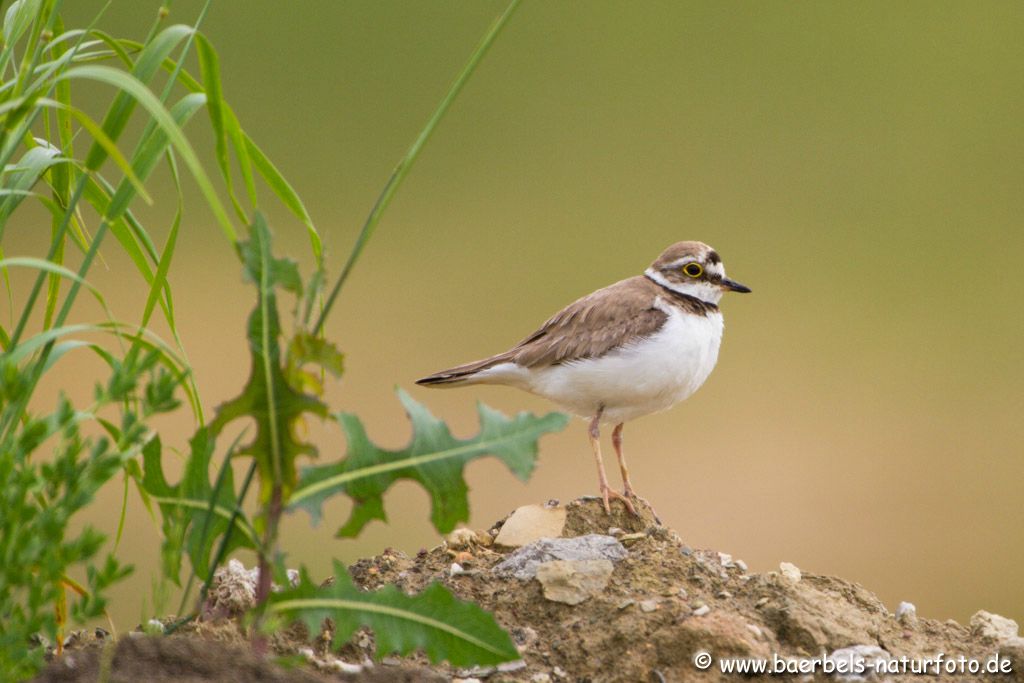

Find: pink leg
589;410;636;516
611;423;660;523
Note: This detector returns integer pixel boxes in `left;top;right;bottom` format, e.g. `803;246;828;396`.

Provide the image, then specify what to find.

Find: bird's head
645;241;751;305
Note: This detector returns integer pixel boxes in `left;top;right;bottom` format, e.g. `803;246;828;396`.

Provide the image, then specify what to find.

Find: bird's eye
683;263;703;278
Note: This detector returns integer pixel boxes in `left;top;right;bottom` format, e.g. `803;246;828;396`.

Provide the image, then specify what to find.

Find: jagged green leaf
290;389;568;537
208;214;325;505
267;561;519;666
140;430;257;583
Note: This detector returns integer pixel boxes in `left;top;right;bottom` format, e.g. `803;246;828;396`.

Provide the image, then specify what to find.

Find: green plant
0;0;317;676
144;216;565;664
0;353;178;677
1;0;564;675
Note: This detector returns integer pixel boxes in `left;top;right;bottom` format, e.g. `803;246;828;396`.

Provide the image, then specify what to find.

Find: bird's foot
623;486;662;525
600;484;637;516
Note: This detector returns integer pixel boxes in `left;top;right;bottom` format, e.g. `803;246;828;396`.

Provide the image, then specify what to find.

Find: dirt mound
38;498;1024;682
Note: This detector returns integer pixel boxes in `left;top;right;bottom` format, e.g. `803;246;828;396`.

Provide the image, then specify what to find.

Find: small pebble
747;624;763;639
677;587;688;598
640;599;660;613
531;674;553;683
450;563;465;577
779;561;802;583
717;590;732;599
693;604;711;617
330;660;363;674
895;601;918;626
735;559;748;573
755;597;770;608
607;527;625;537
617;599;636;610
553;666;569;680
680;546;693;556
498;660;527;673
718;552;735;568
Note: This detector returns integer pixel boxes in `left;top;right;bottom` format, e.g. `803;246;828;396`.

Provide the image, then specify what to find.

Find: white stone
779;561;802;583
494;504;567;547
970;611;1020;643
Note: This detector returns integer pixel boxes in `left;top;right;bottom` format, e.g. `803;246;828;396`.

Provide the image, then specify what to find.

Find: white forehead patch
665;256;700;268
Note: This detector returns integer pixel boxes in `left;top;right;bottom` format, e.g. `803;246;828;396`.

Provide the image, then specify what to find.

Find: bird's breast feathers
526;304;724;422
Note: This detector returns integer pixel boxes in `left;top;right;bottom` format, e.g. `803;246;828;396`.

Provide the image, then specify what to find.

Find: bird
416;241;750;518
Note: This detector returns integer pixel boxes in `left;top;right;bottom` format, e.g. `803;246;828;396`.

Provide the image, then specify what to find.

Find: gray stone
494;504;567;547
536;559;613;605
494;534;627;580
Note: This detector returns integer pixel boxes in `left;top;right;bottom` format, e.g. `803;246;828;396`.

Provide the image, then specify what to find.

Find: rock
692;604;711;617
446;527;477;549
495;534;627;580
779;561;802;584
718;552;735;568
535;560;613;605
204;559;257;617
494;504;567;547
970;610;1020;643
757;574;889;653
618;532;647;544
639;599;660;613
450;563;466;577
735;559;748;573
530;674;552;683
998;638;1024;682
895;601;917;627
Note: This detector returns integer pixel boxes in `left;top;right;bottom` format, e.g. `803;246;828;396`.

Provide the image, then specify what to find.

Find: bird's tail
415;353;514;387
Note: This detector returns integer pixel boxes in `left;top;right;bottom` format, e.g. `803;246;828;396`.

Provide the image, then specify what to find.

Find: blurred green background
27;1;1024;628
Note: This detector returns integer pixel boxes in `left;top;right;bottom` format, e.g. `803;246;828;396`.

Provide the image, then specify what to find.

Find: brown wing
509;276;668;368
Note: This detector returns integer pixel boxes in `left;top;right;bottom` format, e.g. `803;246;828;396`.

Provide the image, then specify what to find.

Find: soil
36;498;1024;682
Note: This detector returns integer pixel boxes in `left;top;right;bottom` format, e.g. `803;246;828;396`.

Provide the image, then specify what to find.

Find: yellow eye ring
683;263;703;278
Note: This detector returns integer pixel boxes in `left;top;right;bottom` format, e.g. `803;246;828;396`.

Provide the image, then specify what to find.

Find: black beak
721;277;751;293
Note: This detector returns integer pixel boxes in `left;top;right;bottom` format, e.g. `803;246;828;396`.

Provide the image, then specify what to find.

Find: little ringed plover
417;241;751;518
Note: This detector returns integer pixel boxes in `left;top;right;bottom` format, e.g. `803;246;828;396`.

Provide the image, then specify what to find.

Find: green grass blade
243;131;320;263
196;33;246;224
59;64;236;240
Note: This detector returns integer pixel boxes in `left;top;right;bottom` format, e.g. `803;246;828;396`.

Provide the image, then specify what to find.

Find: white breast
527;306;724;424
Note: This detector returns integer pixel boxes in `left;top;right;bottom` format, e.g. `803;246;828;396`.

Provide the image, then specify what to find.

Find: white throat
644;268;724;305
